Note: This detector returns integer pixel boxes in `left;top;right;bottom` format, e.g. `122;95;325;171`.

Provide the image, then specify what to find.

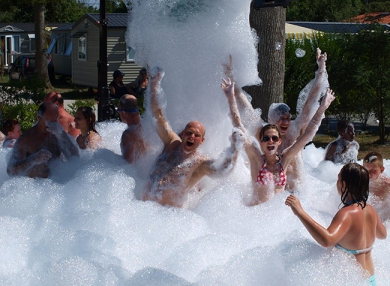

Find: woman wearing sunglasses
221;78;335;205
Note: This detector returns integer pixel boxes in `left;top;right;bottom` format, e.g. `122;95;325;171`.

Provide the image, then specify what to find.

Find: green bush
66;99;97;116
1;86;40;131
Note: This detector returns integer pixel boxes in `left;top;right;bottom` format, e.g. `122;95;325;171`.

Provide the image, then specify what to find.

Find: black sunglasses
261;135;279;142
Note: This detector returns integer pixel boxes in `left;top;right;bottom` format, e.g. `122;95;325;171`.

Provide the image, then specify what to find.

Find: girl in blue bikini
285;163;387;285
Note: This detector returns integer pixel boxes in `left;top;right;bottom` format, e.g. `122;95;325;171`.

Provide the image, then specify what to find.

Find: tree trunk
34;3;51;88
243;4;286;121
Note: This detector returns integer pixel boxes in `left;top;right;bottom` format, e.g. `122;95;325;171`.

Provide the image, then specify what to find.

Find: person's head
180;121;205;154
44;91;64;107
3;119;22;140
74;106;98;133
118;94;140;125
37;102;59;126
337;163;369;209
337;120;355;141
363;152;385;180
268;103;291;136
113;70;125;82
258;124;282;156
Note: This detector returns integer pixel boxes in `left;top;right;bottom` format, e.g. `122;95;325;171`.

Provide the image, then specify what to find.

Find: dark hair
259;124;281;141
77;106;98;134
3;119;19;135
340;163;369;209
337;120;351;134
38;102;58;117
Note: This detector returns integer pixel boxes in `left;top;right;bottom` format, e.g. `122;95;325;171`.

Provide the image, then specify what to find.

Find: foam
1;0;389;284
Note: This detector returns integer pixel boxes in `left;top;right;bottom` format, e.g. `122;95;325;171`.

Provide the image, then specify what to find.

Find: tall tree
34;2;50;88
243;3;286;120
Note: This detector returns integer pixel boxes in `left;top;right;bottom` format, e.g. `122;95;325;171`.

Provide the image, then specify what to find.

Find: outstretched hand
321;88;335;109
285;194;303;216
221;77;235;97
150;66;165;86
232;127;247;150
316;48;327;70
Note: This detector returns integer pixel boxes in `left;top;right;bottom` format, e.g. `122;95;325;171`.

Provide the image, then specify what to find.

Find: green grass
313;133;390;160
1;73;94;100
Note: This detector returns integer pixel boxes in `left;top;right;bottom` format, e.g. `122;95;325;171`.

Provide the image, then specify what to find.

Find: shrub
66;99;97;116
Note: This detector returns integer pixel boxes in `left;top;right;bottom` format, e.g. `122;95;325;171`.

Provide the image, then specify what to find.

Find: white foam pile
0;0;389;285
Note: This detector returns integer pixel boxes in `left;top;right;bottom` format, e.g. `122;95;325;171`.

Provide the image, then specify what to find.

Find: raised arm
222;55;254;112
198;128;245;178
295;48;329;132
221;77;243;129
149;67;180;147
283;88;335;166
285;195;351;247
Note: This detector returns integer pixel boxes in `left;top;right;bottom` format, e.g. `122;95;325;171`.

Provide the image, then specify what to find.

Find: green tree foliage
285;0;390;21
0;0;99;23
285;25;390;142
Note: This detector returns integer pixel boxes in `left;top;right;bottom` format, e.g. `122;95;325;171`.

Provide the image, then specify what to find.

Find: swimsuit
367;274;376;286
256;155;286;186
335;200;374;255
335;243;373;255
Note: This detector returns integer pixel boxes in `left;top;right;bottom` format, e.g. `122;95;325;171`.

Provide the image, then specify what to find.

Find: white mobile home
71;13;143;87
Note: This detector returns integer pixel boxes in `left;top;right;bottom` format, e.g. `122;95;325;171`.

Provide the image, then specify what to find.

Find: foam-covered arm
295;48;329;132
201;128;245;177
221;78;243;129
7;147;52;176
150;67;180;147
283;89;335;166
222;55;259;121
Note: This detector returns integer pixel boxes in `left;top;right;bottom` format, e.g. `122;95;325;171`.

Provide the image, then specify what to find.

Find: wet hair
3;119;19;136
337;120;352;134
77;106;98;134
38;102;58;117
339;163;369;209
268;103;290;124
364;151;383;169
259;124;281;141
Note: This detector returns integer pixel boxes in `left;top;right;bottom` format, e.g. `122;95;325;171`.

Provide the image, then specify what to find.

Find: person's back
286;163;386;284
337;203;380;275
118;94;148;163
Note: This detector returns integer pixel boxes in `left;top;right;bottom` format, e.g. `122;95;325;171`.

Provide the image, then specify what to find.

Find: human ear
381;166;385;173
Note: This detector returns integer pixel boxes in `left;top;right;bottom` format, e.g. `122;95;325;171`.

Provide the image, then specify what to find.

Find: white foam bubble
0;0;389;284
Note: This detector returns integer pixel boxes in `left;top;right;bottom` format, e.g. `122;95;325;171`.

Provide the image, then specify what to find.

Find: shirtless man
142;67;242;207
324;120;359;164
7;102;79;178
44;91;80;138
224;48;329;191
363;152;390;200
118;94;148;163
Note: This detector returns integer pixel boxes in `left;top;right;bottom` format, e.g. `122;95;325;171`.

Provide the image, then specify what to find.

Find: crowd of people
0;50;388;285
